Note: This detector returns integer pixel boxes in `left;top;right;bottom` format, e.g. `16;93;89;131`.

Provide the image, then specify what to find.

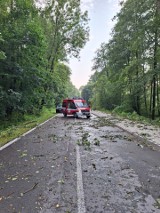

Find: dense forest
1;0;160;123
82;0;160;120
0;0;89;121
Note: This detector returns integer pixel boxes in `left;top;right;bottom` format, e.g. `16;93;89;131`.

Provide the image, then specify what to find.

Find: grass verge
0;107;56;148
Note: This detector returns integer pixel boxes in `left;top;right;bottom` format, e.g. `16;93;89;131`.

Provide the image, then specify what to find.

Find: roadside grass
0;107;56;147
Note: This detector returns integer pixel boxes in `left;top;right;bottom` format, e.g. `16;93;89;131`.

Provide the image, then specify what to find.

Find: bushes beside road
0;107;56;147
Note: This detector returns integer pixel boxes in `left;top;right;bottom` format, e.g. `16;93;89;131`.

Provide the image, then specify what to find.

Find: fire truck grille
81;110;89;113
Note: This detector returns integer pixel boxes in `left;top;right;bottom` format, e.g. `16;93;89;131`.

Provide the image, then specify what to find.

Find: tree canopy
82;0;160;120
0;0;89;120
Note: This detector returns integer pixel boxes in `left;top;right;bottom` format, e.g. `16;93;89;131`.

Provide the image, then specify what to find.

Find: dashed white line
76;145;86;213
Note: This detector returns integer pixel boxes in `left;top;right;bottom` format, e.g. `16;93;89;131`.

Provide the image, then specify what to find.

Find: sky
69;0;121;89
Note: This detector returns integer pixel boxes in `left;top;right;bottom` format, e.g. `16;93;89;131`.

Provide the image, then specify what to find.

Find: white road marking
76;145;86;213
0;137;20;151
0;116;55;151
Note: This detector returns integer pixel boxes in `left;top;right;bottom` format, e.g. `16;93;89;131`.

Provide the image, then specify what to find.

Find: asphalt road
0;113;160;213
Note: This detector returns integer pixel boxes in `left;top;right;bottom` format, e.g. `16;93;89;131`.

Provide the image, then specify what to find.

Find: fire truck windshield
74;101;88;108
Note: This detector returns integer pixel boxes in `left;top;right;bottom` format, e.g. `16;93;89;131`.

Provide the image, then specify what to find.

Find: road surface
0;113;160;213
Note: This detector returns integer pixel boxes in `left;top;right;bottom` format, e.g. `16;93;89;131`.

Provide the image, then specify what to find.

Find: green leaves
0;33;6;60
83;0;160;119
44;0;89;72
0;0;88;120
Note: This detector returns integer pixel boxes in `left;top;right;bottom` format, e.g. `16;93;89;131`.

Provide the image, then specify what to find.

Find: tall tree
42;0;89;72
86;0;160;119
0;0;89;120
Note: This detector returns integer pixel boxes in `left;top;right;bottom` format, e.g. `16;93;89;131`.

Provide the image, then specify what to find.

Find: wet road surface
0;113;160;213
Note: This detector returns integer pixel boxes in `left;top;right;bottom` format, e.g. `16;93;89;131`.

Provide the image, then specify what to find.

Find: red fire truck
62;98;91;118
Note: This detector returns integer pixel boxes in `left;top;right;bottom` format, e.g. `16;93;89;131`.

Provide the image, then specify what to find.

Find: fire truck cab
62;98;91;118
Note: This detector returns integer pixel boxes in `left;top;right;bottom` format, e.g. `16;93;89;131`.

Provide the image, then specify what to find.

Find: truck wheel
86;115;90;119
74;113;78;118
63;113;67;117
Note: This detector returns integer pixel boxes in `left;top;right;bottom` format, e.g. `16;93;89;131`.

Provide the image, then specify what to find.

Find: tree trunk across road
0;113;160;213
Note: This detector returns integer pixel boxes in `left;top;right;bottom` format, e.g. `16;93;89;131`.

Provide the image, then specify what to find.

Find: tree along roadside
82;0;160;121
0;0;88;122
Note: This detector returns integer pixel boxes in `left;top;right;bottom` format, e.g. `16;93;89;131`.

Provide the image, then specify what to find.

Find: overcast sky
69;0;121;89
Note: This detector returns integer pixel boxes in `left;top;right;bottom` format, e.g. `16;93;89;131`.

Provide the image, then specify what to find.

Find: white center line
76;145;86;213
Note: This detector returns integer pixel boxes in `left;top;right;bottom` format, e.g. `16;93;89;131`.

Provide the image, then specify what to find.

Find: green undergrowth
0;107;56;147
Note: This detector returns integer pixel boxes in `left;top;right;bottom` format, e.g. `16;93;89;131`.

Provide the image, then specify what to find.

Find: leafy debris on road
97;117;113;127
137;144;144;148
94;138;100;146
21;182;38;195
101;134;132;142
156;198;160;208
20;150;28;158
48;134;58;143
58;179;64;184
92;163;96;170
77;132;91;150
56;203;60;208
101;156;108;160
